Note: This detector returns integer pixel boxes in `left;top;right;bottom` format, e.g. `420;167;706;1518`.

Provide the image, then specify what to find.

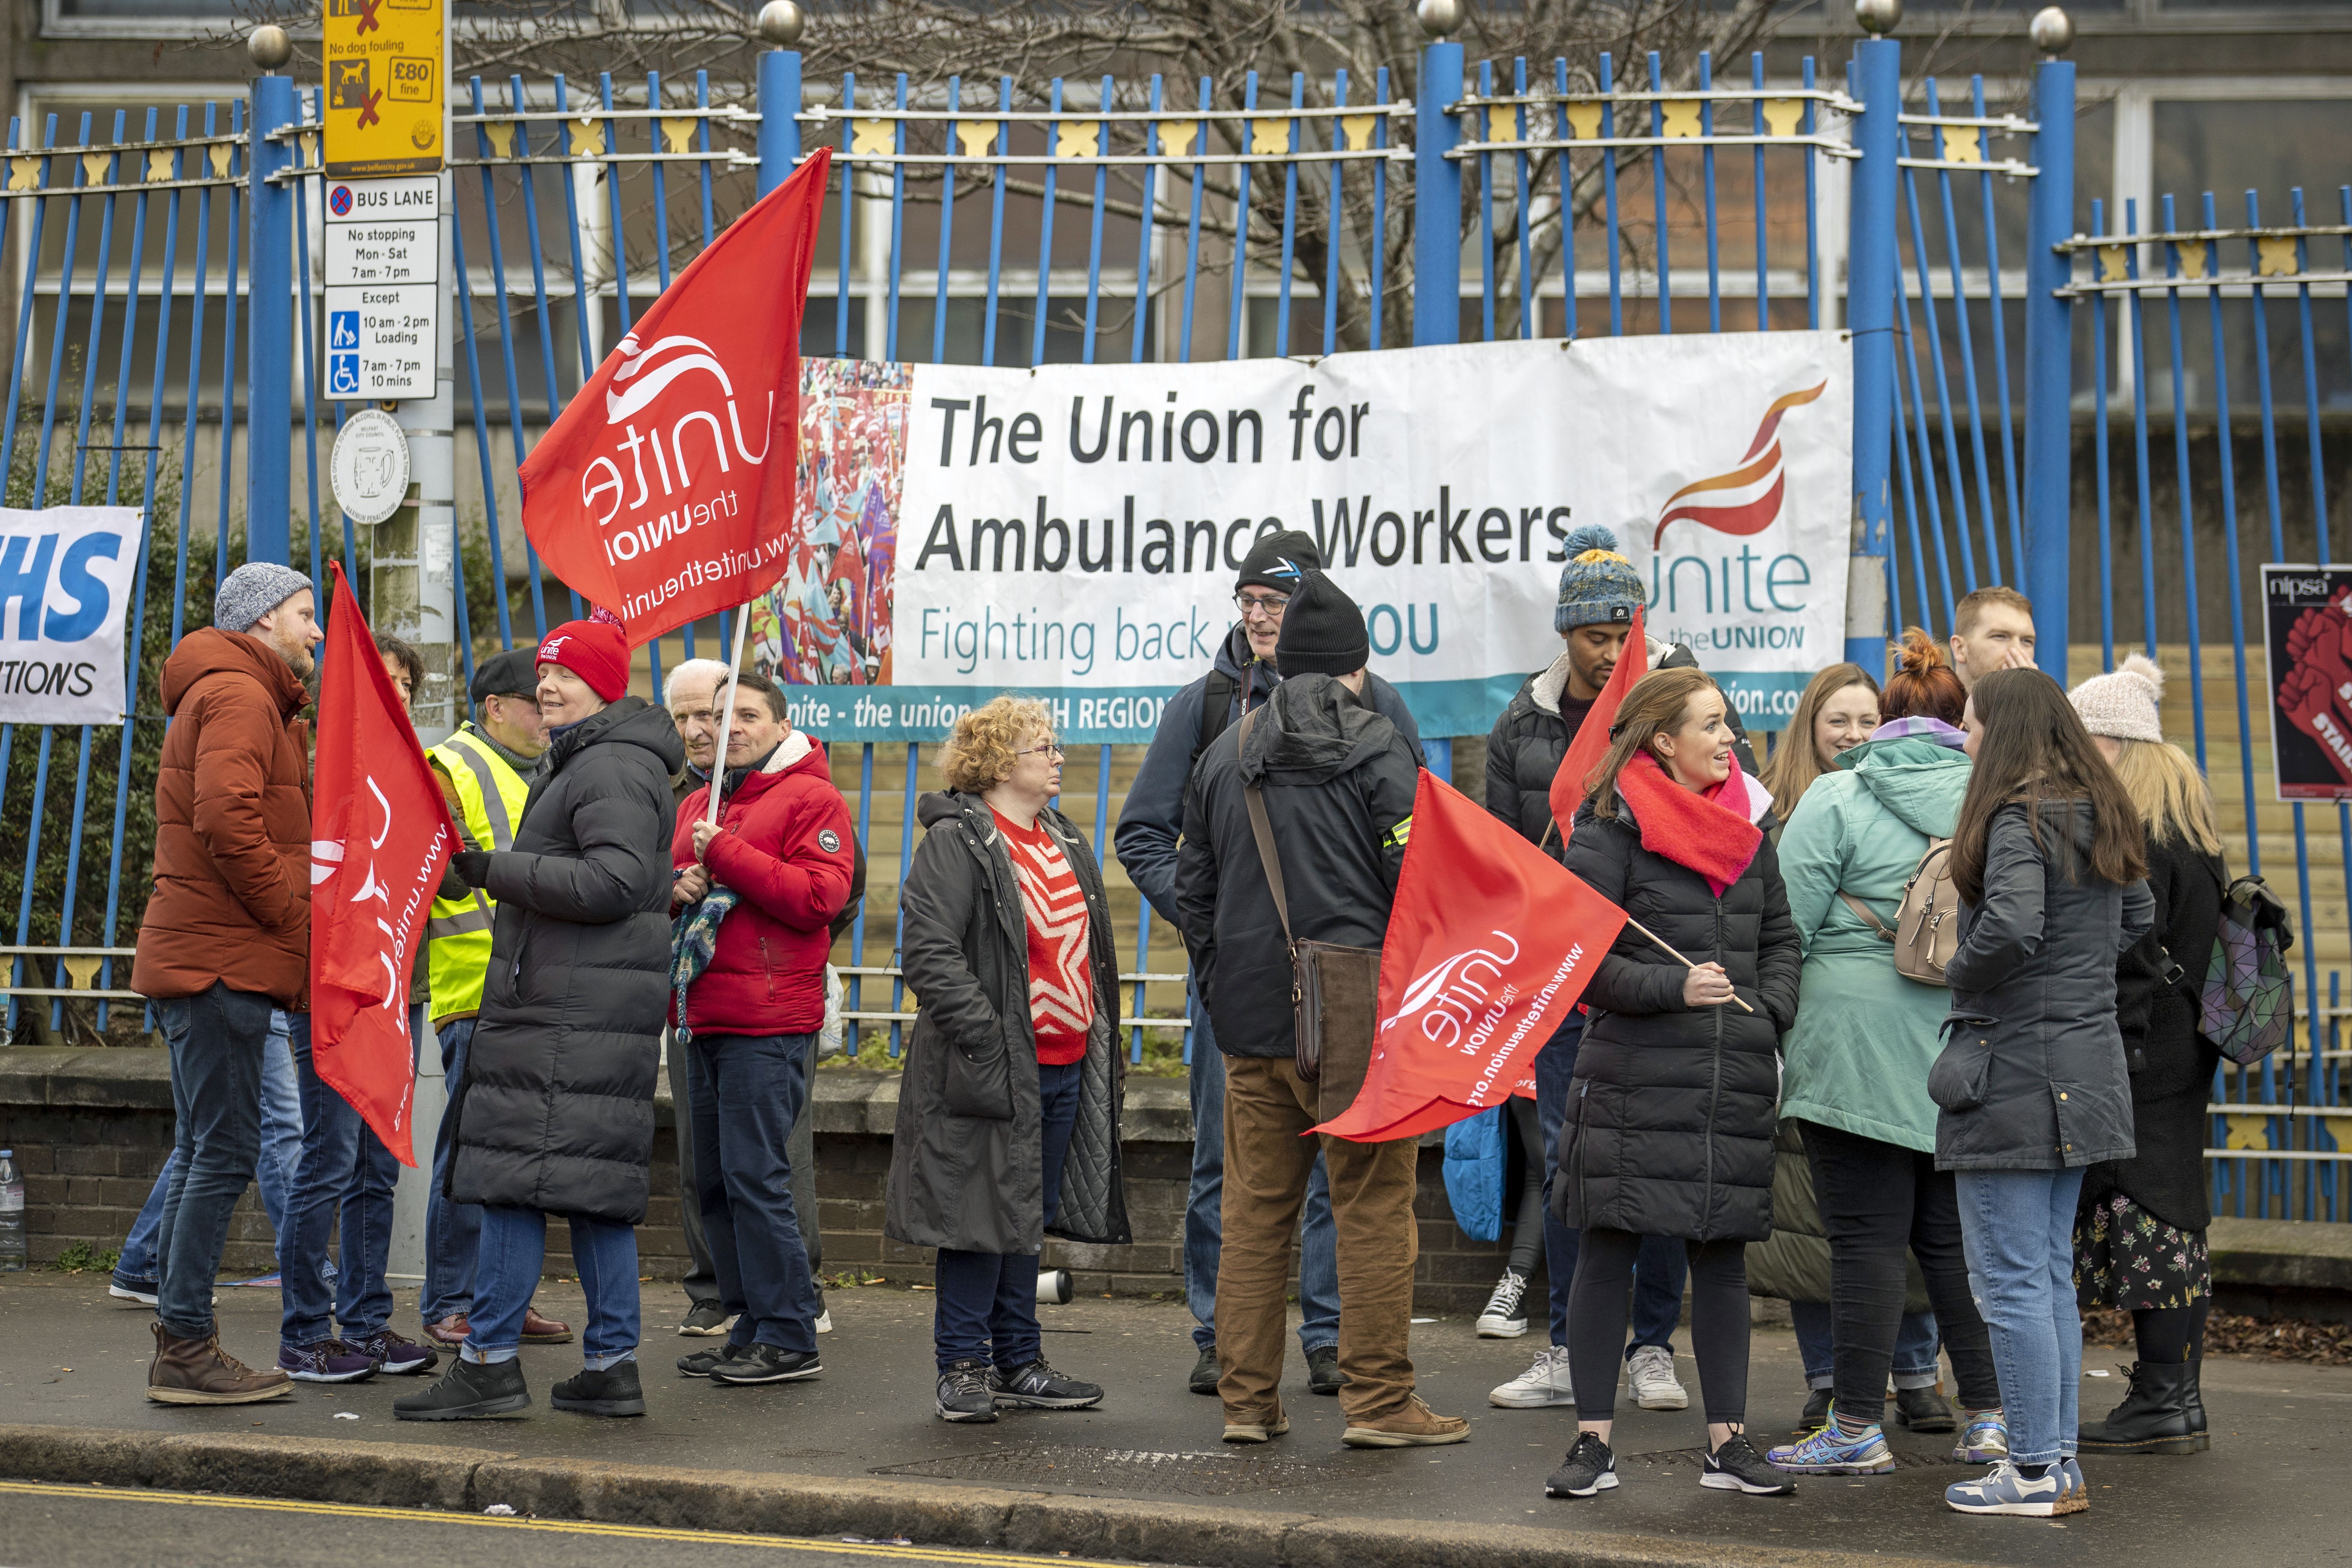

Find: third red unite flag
308;564;462;1165
1314;771;1628;1143
1548;604;1648;846
519;146;834;646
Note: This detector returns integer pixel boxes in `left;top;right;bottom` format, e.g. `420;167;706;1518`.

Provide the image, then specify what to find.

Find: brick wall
3;1052;1534;1314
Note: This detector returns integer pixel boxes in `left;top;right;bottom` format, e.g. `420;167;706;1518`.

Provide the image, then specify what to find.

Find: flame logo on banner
1651;380;1829;550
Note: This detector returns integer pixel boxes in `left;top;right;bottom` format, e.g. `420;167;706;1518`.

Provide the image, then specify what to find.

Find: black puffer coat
1932;801;2154;1173
1486;643;1759;859
2081;833;2225;1229
1552;797;1802;1243
448;696;683;1224
885;792;1129;1256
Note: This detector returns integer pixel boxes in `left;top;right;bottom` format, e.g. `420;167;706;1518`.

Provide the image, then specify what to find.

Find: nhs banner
751;332;1852;742
0;507;142;726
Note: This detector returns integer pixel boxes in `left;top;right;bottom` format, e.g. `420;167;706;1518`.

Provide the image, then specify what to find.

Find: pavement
2;1271;2345;1568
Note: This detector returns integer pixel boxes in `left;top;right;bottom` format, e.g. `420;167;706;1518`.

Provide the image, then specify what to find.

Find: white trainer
1489;1344;1575;1408
1627;1344;1690;1411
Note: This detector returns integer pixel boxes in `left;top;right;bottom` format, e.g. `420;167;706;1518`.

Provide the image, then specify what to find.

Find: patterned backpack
2201;874;2295;1067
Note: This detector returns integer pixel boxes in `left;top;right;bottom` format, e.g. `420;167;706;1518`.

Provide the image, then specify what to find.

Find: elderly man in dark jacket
395;618;683;1422
1176;572;1467;1451
1115;529;1420;1398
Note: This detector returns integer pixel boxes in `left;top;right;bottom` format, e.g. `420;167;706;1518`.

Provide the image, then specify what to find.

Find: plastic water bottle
0;1150;24;1272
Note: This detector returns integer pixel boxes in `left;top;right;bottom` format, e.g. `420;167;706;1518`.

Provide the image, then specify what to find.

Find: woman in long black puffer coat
2068;656;2227;1457
1545;666;1803;1503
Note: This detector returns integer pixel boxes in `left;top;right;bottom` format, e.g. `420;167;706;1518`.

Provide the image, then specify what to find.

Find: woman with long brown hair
1544;666;1802;1504
1759;662;1881;817
1935;668;2151;1519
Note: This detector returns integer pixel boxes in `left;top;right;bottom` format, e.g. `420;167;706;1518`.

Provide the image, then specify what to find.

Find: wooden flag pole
1624;915;1756;1014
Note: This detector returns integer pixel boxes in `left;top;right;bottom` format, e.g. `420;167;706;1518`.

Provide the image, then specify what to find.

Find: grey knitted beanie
214;562;315;634
1554;524;1646;632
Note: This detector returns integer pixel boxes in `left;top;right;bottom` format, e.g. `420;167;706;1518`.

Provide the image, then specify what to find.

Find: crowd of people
110;531;2227;1521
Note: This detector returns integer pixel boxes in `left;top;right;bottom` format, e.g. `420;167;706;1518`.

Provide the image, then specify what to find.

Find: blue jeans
116;1008;302;1291
152;984;280;1337
1794;1300;1942;1392
1534;1014;1687;1352
277;1012;402;1348
689;1031;821;1355
1956;1167;2087;1468
1185;990;1340;1355
935;1058;1081;1373
421;1017;481;1325
464;1205;640;1370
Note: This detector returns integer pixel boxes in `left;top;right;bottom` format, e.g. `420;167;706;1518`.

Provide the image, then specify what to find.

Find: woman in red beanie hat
533;619;631;714
396;613;686;1422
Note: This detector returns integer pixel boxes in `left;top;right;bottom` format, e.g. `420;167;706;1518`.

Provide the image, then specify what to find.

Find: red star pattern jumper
992;808;1096;1065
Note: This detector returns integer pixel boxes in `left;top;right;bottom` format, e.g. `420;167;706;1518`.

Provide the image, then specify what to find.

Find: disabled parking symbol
329;310;360;351
328;354;361;397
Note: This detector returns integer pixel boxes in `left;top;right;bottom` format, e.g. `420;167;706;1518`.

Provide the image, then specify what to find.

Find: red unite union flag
519;146;833;645
1314;771;1628;1143
308;563;462;1164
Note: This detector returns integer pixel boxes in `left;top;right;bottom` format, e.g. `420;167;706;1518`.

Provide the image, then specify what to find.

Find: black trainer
677;1342;749;1378
709;1344;822;1386
551;1360;647;1417
937;1358;997;1423
1702;1432;1798;1495
991;1359;1103;1409
1894;1384;1956;1433
1546;1432;1619;1498
1795;1387;1833;1433
392;1355;531;1422
1189;1345;1220;1395
1306;1344;1347;1397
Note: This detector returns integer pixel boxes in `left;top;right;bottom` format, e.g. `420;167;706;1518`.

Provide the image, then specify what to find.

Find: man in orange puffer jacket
669;669;855;1386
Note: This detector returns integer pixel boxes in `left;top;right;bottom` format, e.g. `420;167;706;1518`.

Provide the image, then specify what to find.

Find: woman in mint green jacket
1764;637;2004;1477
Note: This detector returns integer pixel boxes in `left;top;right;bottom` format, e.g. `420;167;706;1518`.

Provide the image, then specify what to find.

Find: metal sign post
325;0;455;1285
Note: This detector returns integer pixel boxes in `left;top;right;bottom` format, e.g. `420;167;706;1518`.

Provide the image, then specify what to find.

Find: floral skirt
2072;1191;2211;1312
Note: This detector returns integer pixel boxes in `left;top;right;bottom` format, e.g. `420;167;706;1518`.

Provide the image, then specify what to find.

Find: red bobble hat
535;619;630;703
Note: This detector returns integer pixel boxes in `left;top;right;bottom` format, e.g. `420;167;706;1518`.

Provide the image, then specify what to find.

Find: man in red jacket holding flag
668;671;855;1388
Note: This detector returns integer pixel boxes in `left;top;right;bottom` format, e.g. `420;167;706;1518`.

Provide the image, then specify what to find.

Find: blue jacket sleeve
1114;673;1209;926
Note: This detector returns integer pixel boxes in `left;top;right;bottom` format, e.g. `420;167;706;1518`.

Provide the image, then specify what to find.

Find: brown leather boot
521;1304;573;1344
146;1322;294;1405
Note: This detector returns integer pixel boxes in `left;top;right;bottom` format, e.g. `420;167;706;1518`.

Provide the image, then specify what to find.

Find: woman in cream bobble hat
2065;653;2226;1459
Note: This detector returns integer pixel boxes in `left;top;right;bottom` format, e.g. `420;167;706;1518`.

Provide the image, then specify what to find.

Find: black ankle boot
2076;1360;2206;1455
2181;1355;2208;1437
552;1358;647;1417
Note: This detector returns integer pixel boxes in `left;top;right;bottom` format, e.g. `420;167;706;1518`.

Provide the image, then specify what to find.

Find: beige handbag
1838;837;1961;985
1237;708;1379;1120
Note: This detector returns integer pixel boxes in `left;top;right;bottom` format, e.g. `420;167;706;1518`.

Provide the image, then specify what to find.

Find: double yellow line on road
0;1479;1116;1565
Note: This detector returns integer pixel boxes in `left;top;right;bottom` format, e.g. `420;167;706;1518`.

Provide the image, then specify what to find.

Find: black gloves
450;850;494;888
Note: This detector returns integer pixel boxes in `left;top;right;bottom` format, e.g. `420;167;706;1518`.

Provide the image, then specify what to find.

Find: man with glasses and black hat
1114;530;1422;1400
417;648;570;1352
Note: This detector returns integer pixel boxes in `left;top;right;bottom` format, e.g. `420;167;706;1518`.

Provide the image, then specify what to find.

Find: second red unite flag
520;146;834;646
308;564;463;1165
1314;771;1628;1143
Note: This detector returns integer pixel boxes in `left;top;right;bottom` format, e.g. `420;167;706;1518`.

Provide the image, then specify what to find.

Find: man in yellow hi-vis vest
417;648;569;1350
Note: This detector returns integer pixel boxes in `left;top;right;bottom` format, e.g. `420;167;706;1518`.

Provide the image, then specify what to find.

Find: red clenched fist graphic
2281;661;2352;787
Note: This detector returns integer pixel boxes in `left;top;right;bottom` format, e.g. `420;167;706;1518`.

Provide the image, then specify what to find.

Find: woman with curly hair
885;696;1130;1424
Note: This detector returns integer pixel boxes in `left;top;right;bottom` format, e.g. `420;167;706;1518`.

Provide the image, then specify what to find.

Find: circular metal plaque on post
330;408;412;527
